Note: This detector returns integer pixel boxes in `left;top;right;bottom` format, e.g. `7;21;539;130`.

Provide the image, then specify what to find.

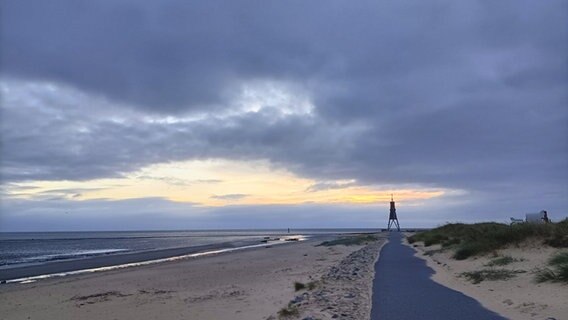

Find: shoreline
1;234;333;283
0;234;382;320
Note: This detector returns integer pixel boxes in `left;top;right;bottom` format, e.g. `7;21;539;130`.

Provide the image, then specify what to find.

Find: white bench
510;217;524;225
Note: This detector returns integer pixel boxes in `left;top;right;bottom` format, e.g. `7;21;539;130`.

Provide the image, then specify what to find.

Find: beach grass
294;280;318;291
423;249;443;256
549;251;568;266
535;251;568;284
408;219;568;260
318;234;377;247
294;282;305;291
485;255;521;267
307;281;318;290
277;305;299;318
461;269;524;284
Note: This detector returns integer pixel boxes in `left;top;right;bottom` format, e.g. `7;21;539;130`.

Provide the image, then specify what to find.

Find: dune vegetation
318;234;378;247
535;251;568;284
408;219;568;260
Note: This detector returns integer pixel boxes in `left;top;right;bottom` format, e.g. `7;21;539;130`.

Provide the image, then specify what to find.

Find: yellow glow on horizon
6;159;445;206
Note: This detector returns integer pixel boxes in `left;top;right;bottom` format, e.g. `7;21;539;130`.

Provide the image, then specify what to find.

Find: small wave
1;234;285;242
3;249;129;267
3;237;306;284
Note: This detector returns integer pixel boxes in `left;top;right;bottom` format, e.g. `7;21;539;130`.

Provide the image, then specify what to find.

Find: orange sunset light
6;159;445;206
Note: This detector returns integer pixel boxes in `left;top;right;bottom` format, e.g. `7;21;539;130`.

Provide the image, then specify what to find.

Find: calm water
0;229;377;269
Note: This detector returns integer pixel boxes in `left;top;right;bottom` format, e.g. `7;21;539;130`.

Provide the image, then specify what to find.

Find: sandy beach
407;235;568;320
0;235;386;320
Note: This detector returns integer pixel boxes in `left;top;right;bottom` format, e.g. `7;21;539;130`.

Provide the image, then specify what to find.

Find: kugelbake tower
387;194;400;231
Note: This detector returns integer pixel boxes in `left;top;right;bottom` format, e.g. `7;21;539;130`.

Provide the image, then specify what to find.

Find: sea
0;229;377;271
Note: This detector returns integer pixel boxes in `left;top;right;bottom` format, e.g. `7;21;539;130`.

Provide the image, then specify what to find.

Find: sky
1;0;567;231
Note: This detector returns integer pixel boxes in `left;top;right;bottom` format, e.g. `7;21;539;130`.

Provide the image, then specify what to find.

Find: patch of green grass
485;256;521;267
461;269;524;284
453;242;492;260
535;268;558;283
424;233;449;246
318;234;377;247
408;232;448;247
544;236;568;248
306;281;318;290
441;237;461;248
556;264;568;283
294;280;318;291
535;251;568;284
423;249;443;256
549;251;568;266
277;305;299;318
544;219;568;248
408;219;568;260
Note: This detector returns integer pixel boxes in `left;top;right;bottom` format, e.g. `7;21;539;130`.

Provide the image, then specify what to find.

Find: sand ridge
268;237;387;320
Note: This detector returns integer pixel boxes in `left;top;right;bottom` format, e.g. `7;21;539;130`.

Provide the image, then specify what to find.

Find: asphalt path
370;232;506;320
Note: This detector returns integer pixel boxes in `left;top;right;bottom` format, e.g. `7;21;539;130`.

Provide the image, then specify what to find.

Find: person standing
542;210;550;223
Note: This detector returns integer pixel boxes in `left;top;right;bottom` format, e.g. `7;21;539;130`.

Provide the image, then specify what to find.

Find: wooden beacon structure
387;194;400;231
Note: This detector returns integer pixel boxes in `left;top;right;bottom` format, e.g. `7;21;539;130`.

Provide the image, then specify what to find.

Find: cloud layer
1;1;567;229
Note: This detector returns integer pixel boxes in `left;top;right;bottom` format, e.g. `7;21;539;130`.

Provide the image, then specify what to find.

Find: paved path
370;233;506;320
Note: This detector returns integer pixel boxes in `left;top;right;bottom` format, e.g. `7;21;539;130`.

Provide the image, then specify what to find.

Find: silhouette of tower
388;194;400;231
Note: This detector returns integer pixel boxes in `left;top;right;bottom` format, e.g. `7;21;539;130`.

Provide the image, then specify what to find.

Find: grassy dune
409;219;568;284
408;219;568;260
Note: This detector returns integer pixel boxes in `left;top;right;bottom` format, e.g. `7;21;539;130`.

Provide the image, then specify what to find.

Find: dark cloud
306;181;357;193
37;188;107;194
1;1;567;228
0;0;328;112
3;1;565;114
